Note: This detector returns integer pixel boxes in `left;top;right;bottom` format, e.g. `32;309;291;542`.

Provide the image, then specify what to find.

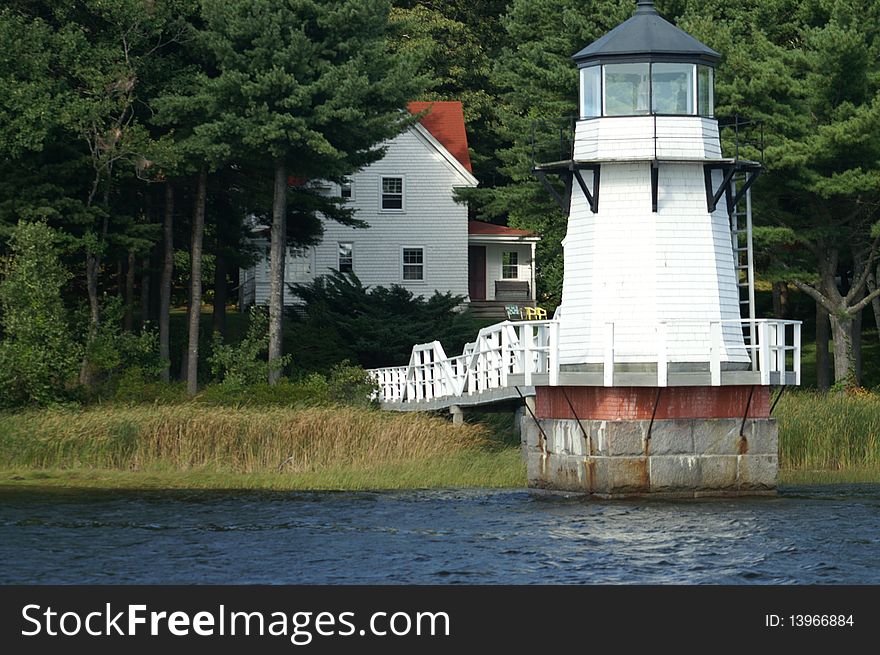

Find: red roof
408;101;472;173
468;221;536;237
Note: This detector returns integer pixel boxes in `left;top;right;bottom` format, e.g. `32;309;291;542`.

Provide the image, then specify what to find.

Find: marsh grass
0;449;527;491
0;406;500;475
777;390;880;472
3;390;880;492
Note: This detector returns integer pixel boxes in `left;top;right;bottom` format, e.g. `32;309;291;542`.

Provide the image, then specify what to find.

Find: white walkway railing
368;318;801;405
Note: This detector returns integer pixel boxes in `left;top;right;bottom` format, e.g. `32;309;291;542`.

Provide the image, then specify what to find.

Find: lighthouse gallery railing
368;319;801;404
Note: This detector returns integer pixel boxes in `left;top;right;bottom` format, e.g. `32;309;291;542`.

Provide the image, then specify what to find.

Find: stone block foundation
523;386;777;497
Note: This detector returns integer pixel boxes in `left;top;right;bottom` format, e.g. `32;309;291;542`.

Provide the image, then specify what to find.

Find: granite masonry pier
522;386;777;498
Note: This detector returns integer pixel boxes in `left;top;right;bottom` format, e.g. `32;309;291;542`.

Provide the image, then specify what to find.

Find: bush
196;361;376;408
0;221;80;407
209;307;290;389
113;367;188;405
289;271;476;371
81;295;167;397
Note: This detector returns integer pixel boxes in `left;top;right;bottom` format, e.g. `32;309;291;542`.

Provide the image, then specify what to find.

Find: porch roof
468;221;540;243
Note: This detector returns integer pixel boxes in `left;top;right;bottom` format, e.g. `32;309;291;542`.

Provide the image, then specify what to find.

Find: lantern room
575;1;719;119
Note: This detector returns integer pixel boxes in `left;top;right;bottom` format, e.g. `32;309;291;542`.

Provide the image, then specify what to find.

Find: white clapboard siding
574;116;722;161
557;161;748;365
243;125;475;306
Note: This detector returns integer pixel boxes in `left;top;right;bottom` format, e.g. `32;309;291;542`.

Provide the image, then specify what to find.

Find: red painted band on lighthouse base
535;386;770;420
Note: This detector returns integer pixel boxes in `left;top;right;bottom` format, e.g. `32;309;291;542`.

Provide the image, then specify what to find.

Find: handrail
368;318;801;403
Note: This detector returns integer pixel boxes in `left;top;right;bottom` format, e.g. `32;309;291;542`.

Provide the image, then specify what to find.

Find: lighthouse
367;0;801;498
524;0;801;496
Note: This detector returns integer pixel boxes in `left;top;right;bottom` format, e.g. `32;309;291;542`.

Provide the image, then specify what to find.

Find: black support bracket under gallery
651;162;659;213
703;161;762;214
532;162;601;216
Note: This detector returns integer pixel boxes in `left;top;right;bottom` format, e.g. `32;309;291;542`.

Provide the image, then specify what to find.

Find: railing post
603;322;614;387
656;321;668;387
793;322;801;386
767;322;776;375
523;323;534;386
759;321;771;385
710;321;722;386
414;353;424;401
549;321;560;386
423;352;434;401
477;336;487;392
435;350;444;398
500;325;510;388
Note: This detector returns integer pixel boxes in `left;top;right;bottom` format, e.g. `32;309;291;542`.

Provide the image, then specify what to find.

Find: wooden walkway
368;319;801;409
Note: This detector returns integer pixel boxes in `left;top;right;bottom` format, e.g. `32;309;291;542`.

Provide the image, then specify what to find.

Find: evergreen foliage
290;272;476;371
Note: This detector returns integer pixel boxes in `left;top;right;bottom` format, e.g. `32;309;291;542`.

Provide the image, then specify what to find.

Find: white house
240;101;539;318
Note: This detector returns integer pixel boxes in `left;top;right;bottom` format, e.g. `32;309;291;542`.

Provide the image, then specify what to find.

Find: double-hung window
381;176;404;210
338;242;353;273
340;180;353;200
402;247;424;281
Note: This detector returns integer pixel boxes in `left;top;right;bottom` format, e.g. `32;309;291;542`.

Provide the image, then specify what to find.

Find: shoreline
1;395;879;493
1;461;877;493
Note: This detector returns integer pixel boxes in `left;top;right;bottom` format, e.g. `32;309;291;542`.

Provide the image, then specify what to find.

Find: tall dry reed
0;406;492;473
777;390;880;470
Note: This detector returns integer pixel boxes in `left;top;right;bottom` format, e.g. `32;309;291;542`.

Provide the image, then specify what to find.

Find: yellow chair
524;306;547;320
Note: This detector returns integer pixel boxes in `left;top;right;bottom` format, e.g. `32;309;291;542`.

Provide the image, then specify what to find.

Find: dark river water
1;485;879;584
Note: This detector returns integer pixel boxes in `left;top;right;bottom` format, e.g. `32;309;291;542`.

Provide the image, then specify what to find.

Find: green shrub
209;307;290;388
81;295;167;397
326;360;377;407
288;271;475;371
113;367;188;405
0;221;80;407
196;362;376;408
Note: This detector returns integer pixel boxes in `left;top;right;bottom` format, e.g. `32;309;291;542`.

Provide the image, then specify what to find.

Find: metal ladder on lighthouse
730;173;758;367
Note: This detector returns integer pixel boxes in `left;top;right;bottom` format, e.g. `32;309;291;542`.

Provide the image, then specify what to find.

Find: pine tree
476;0;631;307
197;0;426;384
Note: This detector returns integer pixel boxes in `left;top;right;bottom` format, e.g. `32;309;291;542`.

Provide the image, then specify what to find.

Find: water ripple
0;485;878;584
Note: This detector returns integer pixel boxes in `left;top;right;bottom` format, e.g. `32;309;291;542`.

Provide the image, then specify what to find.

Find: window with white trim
338;242;353;273
381;176;404;210
502;251;519;279
402;247;424;281
340;179;352;200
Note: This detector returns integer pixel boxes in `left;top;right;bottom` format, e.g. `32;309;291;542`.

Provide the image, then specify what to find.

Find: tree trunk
140;255;151;329
159;183;174;382
213;248;228;336
816;302;831;392
179;297;190;382
828;311;856;388
124;250;136;332
79;184;111;387
186;170;208;396
772;281;789;319
867;265;880;342
267;159;287;385
854;307;863;385
79;254;101;386
852;283;864;385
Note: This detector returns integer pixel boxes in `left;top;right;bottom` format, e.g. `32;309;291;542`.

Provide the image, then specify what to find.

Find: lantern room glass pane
580;66;601;118
603;63;650;116
698;65;714;116
651;63;695;115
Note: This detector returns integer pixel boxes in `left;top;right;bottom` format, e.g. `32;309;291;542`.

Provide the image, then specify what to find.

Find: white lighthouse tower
523;0;801;496
540;0;751;373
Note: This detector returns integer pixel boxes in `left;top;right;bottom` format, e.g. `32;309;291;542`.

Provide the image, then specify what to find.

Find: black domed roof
573;1;720;67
